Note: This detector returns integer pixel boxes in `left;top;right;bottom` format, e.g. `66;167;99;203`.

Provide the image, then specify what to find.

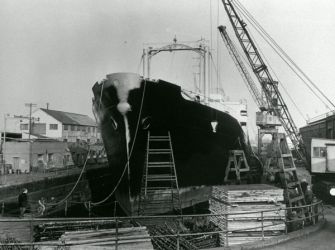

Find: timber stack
210;184;286;246
38;226;153;249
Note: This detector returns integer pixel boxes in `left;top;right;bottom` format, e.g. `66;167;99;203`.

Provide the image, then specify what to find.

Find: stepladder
224;150;250;184
138;130;181;215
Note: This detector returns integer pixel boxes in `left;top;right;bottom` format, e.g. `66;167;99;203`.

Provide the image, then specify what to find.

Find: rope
44;147;91;207
91;79;147;206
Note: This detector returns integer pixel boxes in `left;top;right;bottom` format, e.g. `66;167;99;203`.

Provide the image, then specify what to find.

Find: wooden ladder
138;131;181;215
224;150;250;184
277;135;309;220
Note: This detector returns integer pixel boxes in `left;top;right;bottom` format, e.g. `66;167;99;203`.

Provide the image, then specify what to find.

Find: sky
1;0;335;139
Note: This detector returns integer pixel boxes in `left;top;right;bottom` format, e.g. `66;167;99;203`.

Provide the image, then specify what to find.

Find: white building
19;108;100;143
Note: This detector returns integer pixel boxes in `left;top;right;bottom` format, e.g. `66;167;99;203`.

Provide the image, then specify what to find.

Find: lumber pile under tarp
210;184;286;246
40;226;153;250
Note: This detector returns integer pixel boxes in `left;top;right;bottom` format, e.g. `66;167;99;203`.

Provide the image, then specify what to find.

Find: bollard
261;211;264;240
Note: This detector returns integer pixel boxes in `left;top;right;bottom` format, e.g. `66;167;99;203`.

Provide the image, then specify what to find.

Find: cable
216;0;220;94
91;79;147;206
136;53;144;74
236;18;308;122
209;52;225;97
45;147;91;207
234;0;335;110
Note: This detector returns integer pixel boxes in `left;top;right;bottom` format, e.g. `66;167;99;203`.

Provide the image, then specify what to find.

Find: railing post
115;217;118;250
176;230;180;250
225;212;229;247
1;202;4;216
114;200;117;217
321;202;324;221
64;200;68;217
30;218;33;244
261;211;264;240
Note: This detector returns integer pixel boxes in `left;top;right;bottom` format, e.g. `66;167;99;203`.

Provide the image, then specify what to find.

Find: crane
218;25;266;111
221;0;307;164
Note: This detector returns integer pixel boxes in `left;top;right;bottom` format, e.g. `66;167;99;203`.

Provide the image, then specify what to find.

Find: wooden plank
228;220;285;232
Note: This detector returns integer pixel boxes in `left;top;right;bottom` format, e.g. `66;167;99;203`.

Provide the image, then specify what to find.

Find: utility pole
25;103;37;139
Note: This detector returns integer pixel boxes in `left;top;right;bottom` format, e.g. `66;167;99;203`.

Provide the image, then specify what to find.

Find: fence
0;200;325;249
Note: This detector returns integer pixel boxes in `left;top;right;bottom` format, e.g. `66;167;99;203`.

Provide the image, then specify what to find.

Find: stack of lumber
210;184;286;246
40;226;153;250
34;220;124;241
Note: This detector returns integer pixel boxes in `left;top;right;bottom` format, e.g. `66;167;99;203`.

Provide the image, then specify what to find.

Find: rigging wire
210;0;213;93
209;52;225;97
136;53;144;74
233;0;335;110
216;0;220;93
231;17;308;122
91;79;147;206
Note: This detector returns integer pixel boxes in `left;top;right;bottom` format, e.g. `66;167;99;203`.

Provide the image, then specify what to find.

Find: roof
40;108;97;126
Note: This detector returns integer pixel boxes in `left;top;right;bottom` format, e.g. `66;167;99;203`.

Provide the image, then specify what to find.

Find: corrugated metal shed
40;108;96;126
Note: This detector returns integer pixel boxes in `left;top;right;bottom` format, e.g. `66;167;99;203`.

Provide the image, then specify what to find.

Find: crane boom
218;25;266;110
222;0;307;162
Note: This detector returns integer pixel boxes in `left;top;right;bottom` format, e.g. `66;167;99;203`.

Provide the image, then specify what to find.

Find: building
299;112;335;160
19;108;100;143
3;139;74;173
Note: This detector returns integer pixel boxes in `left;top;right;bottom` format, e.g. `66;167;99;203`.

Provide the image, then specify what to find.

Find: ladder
224;150;250;184
138;131;181;215
268;134;309;219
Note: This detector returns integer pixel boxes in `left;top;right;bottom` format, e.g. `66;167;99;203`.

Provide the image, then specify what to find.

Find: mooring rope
91;79;147;206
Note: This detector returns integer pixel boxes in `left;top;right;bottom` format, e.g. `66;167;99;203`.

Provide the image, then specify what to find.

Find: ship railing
0;200;325;249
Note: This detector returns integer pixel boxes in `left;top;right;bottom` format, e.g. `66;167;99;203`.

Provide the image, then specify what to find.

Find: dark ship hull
92;73;253;215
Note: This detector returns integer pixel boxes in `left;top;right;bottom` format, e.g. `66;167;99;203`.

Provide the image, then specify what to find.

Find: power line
234;0;335;110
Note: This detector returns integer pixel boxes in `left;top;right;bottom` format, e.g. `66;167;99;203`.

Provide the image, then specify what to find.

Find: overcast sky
1;0;335;137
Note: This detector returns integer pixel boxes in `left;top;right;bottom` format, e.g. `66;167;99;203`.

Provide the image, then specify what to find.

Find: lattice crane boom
218;25;266;110
222;0;307;163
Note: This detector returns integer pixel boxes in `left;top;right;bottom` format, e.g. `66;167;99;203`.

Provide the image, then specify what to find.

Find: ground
262;204;335;250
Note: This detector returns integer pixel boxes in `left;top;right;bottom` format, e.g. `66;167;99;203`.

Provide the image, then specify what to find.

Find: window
47;153;53;162
20;124;29;130
77;126;80;131
240;110;247;116
37;154;44;161
63;125;68;131
63;138;67;142
70;125;75;131
82;126;86;132
49;124;58;130
88;127;91;133
313;147;326;158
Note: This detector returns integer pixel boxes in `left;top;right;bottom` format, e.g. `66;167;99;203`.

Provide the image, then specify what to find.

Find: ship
92;72;261;215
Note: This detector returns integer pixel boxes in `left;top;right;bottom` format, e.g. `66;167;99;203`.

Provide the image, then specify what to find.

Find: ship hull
92;73;252;215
